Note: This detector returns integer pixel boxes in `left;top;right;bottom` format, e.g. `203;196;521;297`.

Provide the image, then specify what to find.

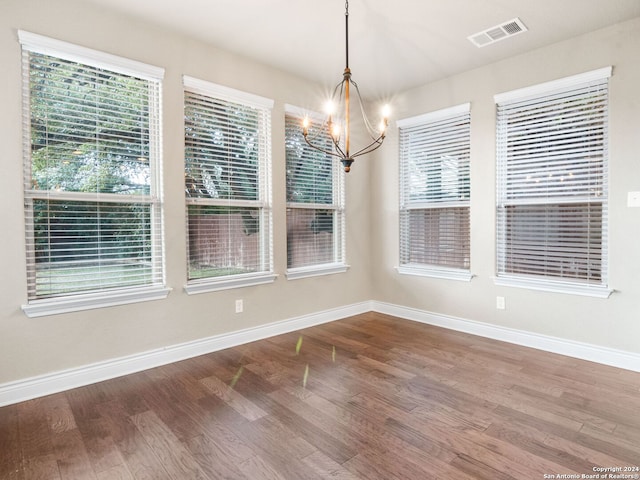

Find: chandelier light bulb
324;100;336;116
331;123;342;139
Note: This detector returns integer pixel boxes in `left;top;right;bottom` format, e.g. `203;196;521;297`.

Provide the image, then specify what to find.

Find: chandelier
302;0;389;173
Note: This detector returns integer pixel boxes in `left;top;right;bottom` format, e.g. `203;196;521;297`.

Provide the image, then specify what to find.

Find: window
19;31;168;317
183;76;275;294
495;67;612;297
397;104;471;281
284;106;346;279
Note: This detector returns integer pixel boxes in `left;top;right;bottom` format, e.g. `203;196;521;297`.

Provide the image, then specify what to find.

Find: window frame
183;76;276;295
397;103;473;282
494;67;613;298
19;31;169;318
284;105;347;280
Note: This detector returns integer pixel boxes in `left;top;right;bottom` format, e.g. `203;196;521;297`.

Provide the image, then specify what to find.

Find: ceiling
84;0;640;99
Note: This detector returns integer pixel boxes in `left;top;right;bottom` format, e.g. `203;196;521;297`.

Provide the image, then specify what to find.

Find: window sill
494;275;613;298
396;265;474;282
286;263;349;280
22;286;172;318
184;272;277;295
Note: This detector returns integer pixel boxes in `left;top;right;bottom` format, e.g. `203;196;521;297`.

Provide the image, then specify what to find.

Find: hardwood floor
2;312;640;479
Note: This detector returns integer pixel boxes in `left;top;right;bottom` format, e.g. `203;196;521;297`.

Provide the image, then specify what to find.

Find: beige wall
1;0;639;387
371;17;640;354
0;0;373;383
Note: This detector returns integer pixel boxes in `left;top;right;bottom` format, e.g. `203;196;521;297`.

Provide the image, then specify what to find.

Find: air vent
468;18;527;48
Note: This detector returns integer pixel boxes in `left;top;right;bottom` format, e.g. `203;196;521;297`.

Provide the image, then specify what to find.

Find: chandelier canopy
302;0;389;173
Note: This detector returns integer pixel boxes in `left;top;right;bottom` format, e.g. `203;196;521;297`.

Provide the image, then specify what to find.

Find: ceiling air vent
468;18;528;48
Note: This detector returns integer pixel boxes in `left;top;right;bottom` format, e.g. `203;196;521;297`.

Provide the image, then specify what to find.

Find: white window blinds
20;32;165;303
285;107;345;276
495;68;610;294
184;77;273;288
398;104;471;279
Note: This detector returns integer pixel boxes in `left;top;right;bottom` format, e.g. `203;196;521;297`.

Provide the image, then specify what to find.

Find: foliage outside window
183;77;274;293
285;107;345;278
397;104;471;281
20;31;166;315
495;67;612;297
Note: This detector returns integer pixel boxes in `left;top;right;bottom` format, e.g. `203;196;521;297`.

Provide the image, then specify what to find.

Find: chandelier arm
332;78;345;99
351;143;382;160
331;138;348;158
351;144;382;160
351;79;381;139
303;134;348;160
361;106;381;139
351;135;386;158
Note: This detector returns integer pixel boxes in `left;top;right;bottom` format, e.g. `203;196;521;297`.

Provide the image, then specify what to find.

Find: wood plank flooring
2;312;640;479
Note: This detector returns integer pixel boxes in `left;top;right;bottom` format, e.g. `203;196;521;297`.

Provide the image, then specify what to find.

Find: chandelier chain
344;0;349;69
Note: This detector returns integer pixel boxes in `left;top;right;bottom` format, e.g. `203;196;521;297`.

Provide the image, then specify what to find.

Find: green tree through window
23;43;164;300
183;78;273;285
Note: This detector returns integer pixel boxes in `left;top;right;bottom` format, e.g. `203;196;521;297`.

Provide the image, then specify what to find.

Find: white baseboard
2;299;639;407
372;301;640;373
0;301;373;407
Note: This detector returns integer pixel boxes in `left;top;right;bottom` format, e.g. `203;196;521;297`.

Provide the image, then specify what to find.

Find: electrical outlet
235;299;243;313
496;296;506;310
628;191;640;207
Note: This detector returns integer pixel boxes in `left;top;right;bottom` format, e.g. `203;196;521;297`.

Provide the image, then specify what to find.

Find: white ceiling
85;0;640;99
